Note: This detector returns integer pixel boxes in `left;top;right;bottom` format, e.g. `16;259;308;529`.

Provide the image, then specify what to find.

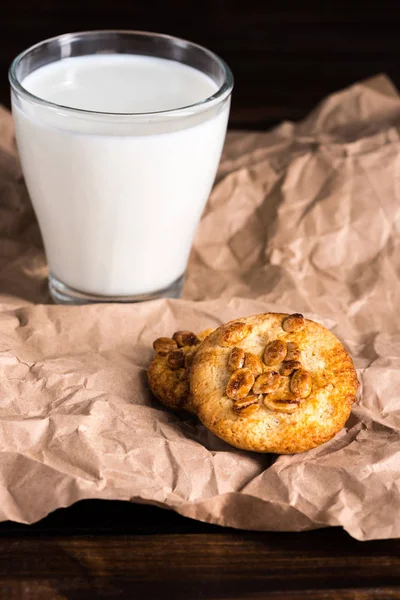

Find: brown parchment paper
0;75;400;540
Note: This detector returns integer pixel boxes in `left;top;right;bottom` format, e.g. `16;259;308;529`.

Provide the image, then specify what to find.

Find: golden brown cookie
190;313;359;454
147;328;214;412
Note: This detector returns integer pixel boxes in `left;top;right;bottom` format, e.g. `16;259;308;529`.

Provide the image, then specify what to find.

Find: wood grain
0;533;399;599
0;501;399;599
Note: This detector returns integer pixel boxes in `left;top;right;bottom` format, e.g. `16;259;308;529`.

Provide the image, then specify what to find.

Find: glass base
49;273;185;305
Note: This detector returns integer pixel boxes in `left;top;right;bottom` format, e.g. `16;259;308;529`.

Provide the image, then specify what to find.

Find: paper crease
0;74;399;539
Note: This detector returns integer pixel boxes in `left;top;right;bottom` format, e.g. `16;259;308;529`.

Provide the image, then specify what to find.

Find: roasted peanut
233;394;261;410
282;313;305;333
153;337;178;355
233;403;260;417
226;368;255;400
290;369;312;398
220;322;253;347
228;347;246;371
264;397;300;414
172;330;200;347
176;368;187;381
263;340;287;366
167;349;185;369
280;360;302;376
184;351;195;371
244;352;263;377
253;371;281;394
286;342;301;361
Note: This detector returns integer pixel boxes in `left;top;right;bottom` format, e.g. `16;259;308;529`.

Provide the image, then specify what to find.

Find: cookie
190;313;359;454
147;328;214;412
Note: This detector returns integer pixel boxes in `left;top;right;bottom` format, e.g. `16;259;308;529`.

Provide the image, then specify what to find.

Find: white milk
12;54;229;296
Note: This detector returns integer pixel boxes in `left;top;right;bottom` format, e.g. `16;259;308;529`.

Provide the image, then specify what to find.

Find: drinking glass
9;30;233;304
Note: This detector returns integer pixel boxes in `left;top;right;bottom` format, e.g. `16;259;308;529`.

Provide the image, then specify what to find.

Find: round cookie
147;328;214;412
190;313;359;454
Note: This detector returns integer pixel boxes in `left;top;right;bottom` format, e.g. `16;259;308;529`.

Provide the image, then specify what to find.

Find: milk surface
13;54;229;296
22;54;218;113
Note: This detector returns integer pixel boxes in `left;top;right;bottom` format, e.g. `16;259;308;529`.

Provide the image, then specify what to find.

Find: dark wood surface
1;2;400;128
1;3;400;598
0;500;399;599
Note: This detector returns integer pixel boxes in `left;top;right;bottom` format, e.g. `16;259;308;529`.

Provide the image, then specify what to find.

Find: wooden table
0;500;399;599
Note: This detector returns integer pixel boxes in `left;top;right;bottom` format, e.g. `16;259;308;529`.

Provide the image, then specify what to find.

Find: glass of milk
9;31;233;304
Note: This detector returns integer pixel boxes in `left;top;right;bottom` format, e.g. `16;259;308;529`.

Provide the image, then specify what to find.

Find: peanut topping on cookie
290;369;312;398
253;371;281;394
184;351;195;371
226;368;255;400
243;352;263;377
264;397;300;414
167;349;185;369
233;394;261;411
228;347;246;371
233;400;260;416
263;340;287;366
153;337;178;355
176;368;186;381
220;323;253;347
173;330;200;347
148;327;216;414
286;342;301;361
280;360;302;376
282;313;305;333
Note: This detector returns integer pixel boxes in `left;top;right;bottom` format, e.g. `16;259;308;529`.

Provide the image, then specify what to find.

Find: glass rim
9;29;234;119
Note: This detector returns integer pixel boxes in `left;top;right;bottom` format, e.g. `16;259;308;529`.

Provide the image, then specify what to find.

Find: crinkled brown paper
0;75;399;540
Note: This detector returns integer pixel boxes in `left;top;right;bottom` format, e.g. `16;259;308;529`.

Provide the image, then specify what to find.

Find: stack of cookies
147;313;359;454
